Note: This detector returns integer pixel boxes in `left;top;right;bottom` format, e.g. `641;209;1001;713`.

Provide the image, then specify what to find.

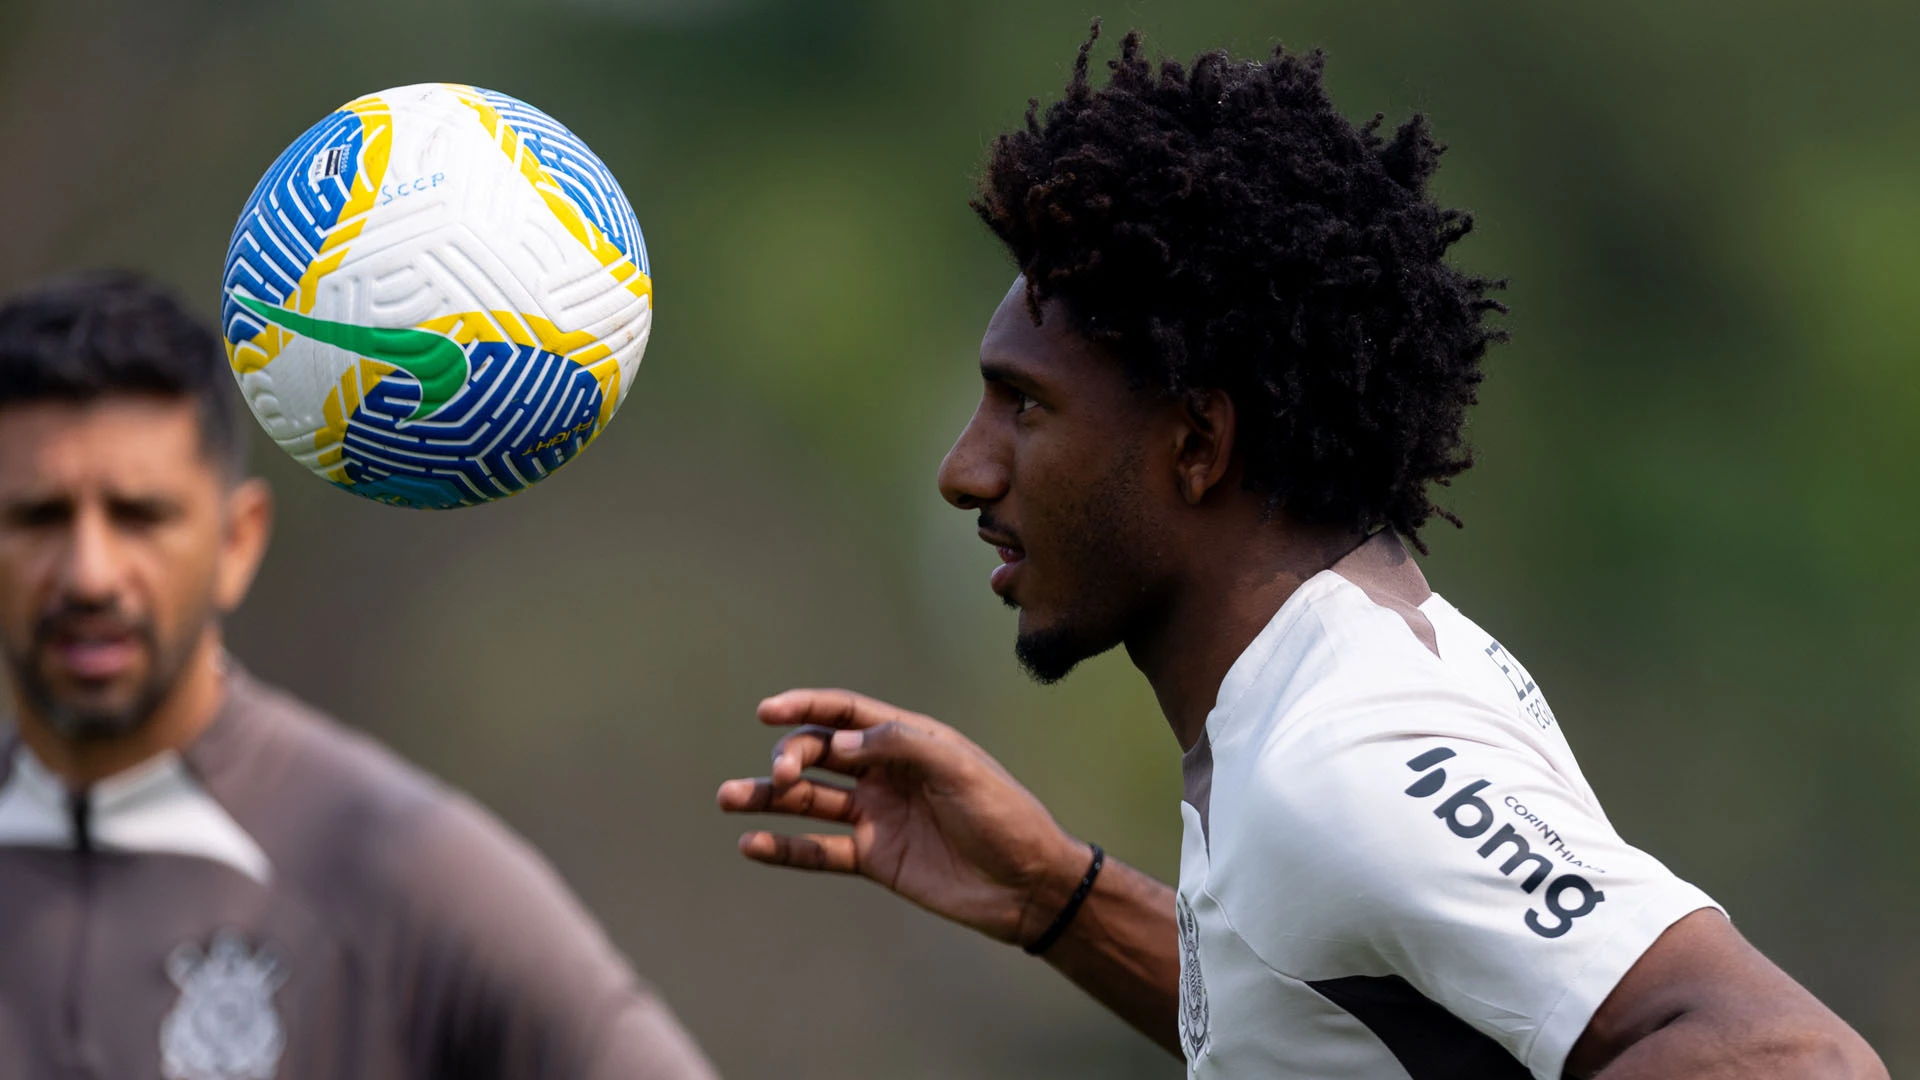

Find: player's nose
937;402;1009;510
55;503;127;604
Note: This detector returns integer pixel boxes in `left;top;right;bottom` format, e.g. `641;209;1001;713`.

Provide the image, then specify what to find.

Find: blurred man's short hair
0;270;247;478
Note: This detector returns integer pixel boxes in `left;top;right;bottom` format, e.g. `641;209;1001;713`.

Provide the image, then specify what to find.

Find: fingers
715;776;855;823
736;830;859;874
757;688;926;733
826;717;925;767
769;724;841;785
719;768;861;877
757;691;976;787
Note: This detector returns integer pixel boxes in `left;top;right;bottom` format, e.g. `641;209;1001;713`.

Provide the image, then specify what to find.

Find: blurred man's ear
214;478;272;614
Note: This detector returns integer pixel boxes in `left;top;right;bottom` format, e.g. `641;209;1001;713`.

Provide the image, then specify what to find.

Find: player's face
0;399;258;739
938;279;1175;682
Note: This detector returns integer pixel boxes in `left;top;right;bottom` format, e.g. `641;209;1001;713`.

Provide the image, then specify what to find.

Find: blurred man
720;28;1887;1079
0;271;716;1080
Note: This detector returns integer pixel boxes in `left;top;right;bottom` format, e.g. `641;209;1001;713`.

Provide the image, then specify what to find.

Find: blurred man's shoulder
177;671;690;1068
191;669;439;822
186;666;527;909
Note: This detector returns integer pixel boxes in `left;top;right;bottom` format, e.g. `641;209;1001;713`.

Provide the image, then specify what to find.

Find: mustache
32;600;155;651
976;511;1020;545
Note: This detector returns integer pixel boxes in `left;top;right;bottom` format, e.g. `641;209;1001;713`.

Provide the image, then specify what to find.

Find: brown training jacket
0;667;718;1080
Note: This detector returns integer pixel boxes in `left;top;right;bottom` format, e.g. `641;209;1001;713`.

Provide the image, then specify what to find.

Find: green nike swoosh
233;295;469;421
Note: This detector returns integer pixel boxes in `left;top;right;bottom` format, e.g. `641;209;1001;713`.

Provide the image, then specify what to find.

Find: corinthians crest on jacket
160;931;287;1080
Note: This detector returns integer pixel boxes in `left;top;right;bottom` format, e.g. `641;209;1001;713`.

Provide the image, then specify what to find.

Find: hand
716;688;1090;947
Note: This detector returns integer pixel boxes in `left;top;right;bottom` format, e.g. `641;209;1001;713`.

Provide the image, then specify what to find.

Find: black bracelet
1024;843;1105;956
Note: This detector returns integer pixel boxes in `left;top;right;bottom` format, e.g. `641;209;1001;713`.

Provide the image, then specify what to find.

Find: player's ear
214;478;273;614
1173;388;1236;505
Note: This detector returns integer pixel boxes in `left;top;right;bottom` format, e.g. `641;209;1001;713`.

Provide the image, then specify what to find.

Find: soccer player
0;271;716;1080
718;29;1888;1079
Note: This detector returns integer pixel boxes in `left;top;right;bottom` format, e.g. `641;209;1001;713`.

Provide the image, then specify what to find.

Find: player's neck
12;628;228;791
1127;520;1364;752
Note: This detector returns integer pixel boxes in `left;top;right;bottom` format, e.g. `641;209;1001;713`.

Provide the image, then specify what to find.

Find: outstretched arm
715;688;1183;1055
718;689;1887;1077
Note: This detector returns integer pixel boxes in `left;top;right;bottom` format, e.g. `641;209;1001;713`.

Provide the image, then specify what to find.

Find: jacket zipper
65;789;96;1076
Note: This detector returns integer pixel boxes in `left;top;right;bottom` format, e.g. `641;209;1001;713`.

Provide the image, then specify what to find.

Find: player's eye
2;499;72;529
1014;391;1040;415
107;497;180;530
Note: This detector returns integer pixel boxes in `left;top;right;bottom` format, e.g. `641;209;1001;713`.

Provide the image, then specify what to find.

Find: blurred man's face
937;279;1175;682
0;398;239;739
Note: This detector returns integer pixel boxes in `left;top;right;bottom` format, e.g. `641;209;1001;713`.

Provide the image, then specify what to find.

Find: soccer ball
221;84;651;509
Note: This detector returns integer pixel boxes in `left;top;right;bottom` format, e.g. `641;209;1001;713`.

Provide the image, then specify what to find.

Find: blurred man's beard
6;608;195;742
30;676;167;740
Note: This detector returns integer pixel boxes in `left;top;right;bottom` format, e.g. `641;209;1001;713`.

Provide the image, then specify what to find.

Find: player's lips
37;616;146;682
979;527;1025;595
49;636;140;681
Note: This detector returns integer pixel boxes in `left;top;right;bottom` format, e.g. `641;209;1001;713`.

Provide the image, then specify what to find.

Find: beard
1014;619;1109;685
1004;447;1166;685
5;600;200;742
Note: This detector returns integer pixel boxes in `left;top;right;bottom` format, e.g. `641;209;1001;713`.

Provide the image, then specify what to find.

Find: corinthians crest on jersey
160;931;287;1080
1176;892;1210;1060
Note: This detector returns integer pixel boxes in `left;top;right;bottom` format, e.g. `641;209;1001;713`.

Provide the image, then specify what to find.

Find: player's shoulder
1201;558;1581;868
1205;639;1613;932
190;677;654;1043
1202;698;1616;963
1215;617;1569;840
192;670;446;828
186;668;537;906
1217;535;1572;778
1215;575;1511;765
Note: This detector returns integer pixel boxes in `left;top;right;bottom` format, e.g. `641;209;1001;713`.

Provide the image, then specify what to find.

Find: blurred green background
2;0;1916;1074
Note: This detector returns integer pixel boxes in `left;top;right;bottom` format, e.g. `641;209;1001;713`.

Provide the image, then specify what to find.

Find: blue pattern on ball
336;340;606;509
222;109;364;345
479;88;649;274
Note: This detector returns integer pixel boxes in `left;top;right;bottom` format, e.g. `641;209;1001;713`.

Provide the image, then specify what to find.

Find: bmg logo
1403;747;1605;939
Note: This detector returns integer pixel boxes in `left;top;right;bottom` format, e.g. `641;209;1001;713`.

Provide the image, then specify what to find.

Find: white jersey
1175;533;1717;1079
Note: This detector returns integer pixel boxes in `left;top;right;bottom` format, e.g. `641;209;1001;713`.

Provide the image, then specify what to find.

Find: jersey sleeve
380;793;717;1080
1229;711;1718;1079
